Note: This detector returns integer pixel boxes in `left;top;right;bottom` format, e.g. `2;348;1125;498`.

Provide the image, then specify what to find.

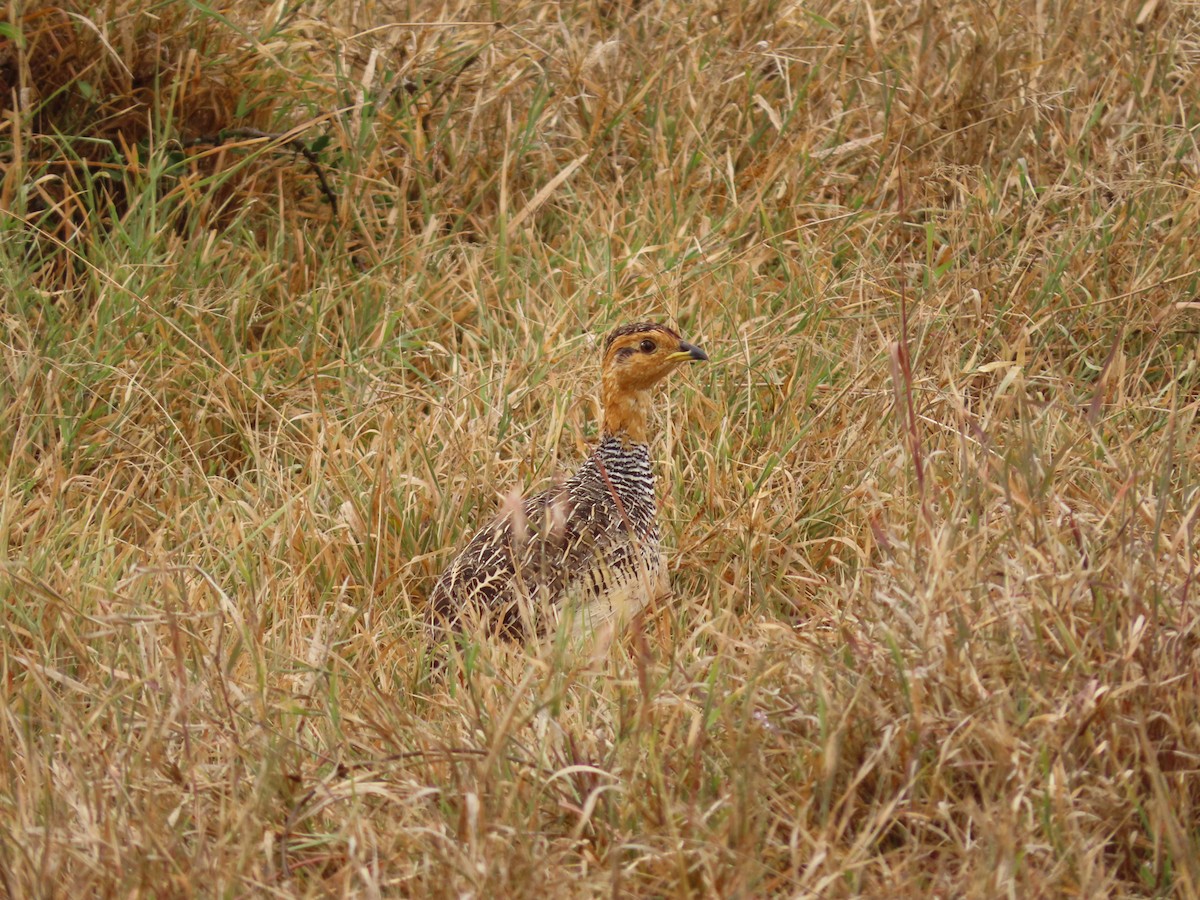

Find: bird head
600;322;708;443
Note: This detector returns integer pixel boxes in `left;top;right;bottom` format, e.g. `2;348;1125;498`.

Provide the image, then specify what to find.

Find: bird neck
601;385;652;446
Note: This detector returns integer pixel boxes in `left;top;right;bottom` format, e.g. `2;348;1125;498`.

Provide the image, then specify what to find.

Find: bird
427;322;709;641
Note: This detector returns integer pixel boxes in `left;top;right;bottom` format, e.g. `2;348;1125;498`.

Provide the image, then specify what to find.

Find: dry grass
2;0;1200;895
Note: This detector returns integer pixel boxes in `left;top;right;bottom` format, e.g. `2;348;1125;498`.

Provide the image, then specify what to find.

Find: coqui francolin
428;323;709;640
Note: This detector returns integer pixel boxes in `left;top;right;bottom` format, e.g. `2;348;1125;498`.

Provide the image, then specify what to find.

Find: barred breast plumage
427;322;709;641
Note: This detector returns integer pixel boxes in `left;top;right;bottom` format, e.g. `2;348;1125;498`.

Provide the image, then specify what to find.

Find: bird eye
639;339;656;353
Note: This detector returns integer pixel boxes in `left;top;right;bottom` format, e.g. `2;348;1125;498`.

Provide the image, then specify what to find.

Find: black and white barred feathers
427;434;666;638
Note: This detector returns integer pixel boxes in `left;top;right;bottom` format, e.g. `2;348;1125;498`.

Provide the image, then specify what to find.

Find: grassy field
3;0;1200;895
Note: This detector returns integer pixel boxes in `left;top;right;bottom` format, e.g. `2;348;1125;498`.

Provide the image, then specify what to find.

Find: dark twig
425;47;484;113
184;127;339;215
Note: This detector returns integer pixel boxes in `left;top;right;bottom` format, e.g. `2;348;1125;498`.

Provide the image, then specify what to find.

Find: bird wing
427;475;650;637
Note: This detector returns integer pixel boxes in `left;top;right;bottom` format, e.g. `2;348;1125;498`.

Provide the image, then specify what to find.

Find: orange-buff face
599;323;708;443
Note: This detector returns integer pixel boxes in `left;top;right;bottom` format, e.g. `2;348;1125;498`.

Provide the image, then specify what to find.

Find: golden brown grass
3;0;1200;895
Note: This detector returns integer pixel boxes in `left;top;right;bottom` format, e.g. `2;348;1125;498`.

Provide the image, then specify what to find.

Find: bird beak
668;340;709;363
